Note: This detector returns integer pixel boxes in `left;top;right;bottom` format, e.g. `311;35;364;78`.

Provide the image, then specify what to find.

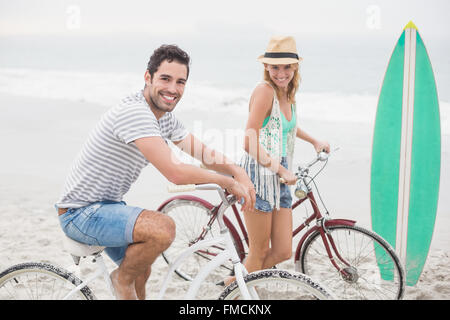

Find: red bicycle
158;152;405;300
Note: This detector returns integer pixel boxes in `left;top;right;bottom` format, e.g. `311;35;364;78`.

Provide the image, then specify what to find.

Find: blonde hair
263;64;301;104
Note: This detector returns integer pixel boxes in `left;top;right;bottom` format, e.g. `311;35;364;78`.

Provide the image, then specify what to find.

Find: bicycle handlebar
167;149;337;189
166;184;196;193
280;151;331;184
167;183;233;201
305;151;329;168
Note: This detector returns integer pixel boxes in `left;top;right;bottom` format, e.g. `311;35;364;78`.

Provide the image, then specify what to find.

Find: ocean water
0;33;448;133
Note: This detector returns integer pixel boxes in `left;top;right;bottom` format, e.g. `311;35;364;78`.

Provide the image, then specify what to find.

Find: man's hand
225;179;253;212
232;169;256;212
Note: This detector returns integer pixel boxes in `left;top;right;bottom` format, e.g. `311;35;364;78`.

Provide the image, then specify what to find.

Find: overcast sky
1;0;449;38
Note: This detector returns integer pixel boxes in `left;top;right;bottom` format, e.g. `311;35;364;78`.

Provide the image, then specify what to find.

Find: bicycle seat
63;235;105;257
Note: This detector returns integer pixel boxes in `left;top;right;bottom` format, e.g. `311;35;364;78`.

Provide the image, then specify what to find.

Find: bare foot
110;268;138;300
224;276;236;286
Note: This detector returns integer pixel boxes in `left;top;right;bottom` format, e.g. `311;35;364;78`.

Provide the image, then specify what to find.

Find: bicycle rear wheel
0;262;95;300
160;197;244;281
219;269;334;300
297;224;405;300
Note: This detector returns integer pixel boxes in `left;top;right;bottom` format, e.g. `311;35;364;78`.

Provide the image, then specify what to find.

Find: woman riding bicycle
227;36;330;285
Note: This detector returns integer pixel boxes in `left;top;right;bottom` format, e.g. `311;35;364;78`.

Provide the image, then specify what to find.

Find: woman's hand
278;166;297;185
313;140;330;154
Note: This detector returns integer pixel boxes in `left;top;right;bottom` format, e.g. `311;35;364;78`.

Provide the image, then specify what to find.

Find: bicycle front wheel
219;269;335;300
0;262;95;300
298;224;405;300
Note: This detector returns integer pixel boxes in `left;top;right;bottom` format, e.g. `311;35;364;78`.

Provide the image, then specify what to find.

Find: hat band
264;52;299;60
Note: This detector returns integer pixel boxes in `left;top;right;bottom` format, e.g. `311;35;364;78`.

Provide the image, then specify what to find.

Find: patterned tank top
240;82;297;210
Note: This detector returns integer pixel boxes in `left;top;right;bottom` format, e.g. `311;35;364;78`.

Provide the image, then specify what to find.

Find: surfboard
370;21;441;286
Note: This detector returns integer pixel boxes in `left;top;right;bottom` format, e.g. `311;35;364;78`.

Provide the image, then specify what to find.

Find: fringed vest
240;84;297;210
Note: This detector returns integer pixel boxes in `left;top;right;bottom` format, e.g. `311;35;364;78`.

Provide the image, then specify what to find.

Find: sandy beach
0;92;449;300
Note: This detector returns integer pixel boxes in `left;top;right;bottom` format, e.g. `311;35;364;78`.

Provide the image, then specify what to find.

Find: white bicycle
0;184;335;300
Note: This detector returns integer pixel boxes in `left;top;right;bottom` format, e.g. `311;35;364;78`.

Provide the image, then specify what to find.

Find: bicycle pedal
71;254;81;266
215;280;225;287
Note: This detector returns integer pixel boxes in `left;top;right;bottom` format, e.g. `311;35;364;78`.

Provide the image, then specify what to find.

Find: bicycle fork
302;193;358;281
317;221;360;282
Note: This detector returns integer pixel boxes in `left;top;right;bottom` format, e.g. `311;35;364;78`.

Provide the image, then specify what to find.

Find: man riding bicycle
55;45;255;300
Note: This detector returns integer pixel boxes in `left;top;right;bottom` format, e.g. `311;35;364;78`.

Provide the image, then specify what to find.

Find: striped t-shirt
56;90;189;208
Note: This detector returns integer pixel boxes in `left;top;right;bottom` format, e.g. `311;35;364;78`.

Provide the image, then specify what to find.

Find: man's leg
111;210;175;300
135;266;151;300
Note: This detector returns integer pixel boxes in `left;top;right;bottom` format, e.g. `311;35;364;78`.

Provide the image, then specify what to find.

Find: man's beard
149;93;176;113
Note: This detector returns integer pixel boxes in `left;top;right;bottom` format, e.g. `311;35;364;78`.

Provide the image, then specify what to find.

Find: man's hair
147;44;190;79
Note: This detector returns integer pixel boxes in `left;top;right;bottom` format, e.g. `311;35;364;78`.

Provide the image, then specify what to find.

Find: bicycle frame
157;195;246;261
157;228;251;300
160;185;258;300
62;253;114;300
233;190;357;275
291;192;357;274
60;229;252;300
160;189;358;278
62;196;253;300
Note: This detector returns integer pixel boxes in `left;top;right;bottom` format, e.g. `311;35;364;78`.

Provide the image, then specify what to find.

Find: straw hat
257;36;302;65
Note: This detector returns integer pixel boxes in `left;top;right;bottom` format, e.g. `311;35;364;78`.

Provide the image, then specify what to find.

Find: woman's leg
262;207;293;269
224;208;272;285
243;208;273;273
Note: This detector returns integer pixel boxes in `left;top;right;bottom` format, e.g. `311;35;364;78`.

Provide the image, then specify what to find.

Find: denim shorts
58;200;144;265
250;157;293;213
